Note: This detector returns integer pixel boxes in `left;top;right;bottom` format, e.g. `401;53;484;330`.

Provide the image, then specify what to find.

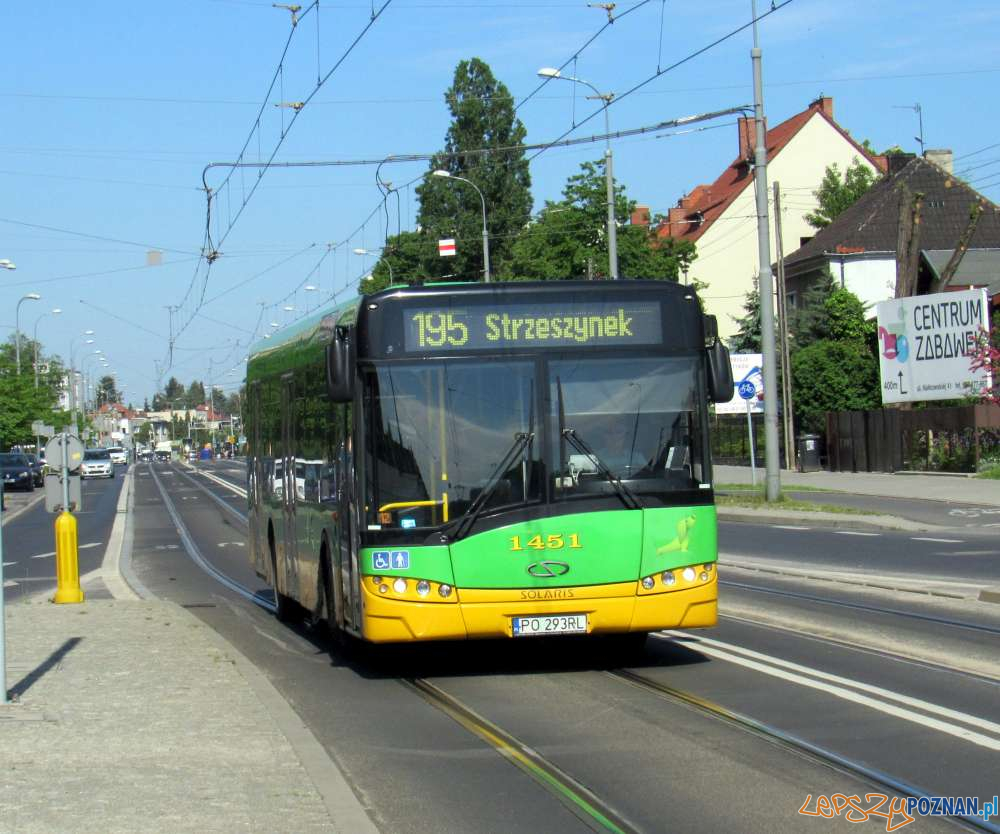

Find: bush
791;340;881;433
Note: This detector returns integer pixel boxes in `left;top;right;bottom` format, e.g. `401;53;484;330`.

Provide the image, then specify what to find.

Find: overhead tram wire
526;0;796;164
163;0;394;375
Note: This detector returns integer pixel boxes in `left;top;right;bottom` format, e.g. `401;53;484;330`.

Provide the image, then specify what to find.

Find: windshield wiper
561;428;643;510
448;431;535;541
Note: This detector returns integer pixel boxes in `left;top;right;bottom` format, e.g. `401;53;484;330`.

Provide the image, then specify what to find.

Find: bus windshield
551;356;705;500
364;361;540;531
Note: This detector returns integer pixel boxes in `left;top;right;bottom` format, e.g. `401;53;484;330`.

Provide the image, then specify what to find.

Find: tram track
607;668;998;833
150;461;1000;832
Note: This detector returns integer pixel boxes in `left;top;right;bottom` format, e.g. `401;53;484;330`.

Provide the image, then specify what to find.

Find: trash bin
798;434;822;472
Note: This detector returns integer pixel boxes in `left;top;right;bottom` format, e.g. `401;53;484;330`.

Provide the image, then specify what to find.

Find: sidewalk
0;595;373;833
715;465;1000;507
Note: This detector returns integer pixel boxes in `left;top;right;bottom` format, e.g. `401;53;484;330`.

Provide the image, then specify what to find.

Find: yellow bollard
53;511;84;604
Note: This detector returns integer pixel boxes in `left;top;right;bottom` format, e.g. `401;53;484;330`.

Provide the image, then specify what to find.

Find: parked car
108;447;127;466
81;449;114;479
0;453;35;492
23;453;45;487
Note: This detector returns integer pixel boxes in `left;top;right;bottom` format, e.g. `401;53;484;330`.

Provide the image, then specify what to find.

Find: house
655;96;885;340
782;151;1000;312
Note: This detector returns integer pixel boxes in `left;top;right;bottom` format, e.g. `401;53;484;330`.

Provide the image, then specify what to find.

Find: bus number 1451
510;534;582;551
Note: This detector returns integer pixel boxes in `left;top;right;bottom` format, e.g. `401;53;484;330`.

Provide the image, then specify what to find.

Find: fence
826;404;1000;473
711;413;788;469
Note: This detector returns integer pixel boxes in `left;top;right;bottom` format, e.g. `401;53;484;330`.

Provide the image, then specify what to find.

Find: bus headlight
416;580;430;597
661;571;676;586
438;584;452;598
641;576;655;590
682;567;696;582
393;578;407;594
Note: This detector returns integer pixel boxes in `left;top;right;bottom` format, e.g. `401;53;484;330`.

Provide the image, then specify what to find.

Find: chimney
630;205;650;227
923;149;953;174
738;116;754;161
886;152;916;176
811;96;834;119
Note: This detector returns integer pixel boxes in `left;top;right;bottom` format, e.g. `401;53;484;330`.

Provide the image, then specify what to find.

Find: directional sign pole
746;398;757;487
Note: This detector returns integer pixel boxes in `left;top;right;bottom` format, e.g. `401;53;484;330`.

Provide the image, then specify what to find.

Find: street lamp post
32;308;62;388
69;331;96;429
15;293;41;375
352;248;393;283
537;67;618;279
430;171;491;283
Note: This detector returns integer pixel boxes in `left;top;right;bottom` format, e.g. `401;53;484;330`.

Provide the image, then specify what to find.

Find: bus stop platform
0;595;374;834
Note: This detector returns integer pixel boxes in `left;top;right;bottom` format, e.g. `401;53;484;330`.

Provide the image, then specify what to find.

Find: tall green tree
805;159;878;230
96;374;119;406
0;339;70;448
412;58;532;282
504;160;696;281
729;280;762;352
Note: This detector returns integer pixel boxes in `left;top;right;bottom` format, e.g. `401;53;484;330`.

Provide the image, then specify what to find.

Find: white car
108;447;127;466
81;449;114;479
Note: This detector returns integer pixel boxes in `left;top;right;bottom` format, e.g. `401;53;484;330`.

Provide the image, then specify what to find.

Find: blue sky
3;0;998;404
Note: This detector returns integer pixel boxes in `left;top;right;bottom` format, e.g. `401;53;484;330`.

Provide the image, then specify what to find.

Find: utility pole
773;182;796;469
751;0;781;501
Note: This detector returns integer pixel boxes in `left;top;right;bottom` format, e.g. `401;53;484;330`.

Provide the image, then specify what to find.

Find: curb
979;588;1000;605
717;507;937;532
99;468;141;601
0;491;44;526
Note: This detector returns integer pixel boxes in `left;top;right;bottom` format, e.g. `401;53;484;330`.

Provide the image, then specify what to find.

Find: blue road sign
738;380;757;400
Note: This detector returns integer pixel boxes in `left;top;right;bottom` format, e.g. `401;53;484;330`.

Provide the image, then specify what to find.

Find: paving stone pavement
0;599;336;834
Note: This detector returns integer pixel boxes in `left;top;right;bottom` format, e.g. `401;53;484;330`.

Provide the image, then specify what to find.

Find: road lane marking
771;525;811;530
217;542;245;548
665;633;1000;750
31;542;102;559
834;531;881;537
910;537;964;543
2;562;16;568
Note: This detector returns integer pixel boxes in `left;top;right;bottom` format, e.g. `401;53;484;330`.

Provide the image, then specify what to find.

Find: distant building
656;97;885;340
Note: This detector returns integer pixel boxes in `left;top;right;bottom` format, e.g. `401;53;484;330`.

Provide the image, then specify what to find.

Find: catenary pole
751;0;781;500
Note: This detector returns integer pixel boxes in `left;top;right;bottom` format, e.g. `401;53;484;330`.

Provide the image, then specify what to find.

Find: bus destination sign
404;300;663;352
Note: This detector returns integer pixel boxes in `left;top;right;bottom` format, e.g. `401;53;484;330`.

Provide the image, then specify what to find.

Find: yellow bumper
360;576;717;643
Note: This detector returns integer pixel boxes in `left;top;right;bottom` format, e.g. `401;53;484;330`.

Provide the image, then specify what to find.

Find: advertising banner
714;353;764;415
876;289;991;404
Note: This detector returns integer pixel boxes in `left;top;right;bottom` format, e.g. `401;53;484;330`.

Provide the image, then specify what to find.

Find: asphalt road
2;466;126;602
123;459;1000;833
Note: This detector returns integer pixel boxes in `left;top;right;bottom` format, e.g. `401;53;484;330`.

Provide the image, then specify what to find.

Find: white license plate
511;614;588;637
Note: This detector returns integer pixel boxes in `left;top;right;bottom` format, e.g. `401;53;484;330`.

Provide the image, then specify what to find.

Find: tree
187;380;206;408
729;280;761;352
0;338;70;448
413;58;532;282
805;159;878;230
96;374;119;407
153;377;186;410
970;312;1000;405
504;160;695;281
361;230;437;294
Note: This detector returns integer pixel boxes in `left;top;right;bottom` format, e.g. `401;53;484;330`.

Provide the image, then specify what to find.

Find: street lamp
537;67;618;279
430;171;491;283
14;293;41;374
32;308;62;388
352;247;394;283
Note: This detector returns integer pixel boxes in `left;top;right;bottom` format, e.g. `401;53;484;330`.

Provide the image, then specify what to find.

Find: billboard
876;288;991;404
715;353;764;415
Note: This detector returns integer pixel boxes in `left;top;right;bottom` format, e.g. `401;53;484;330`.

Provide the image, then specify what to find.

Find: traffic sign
45;435;85;473
438;238;456;257
738;380;757;400
31;421;55;437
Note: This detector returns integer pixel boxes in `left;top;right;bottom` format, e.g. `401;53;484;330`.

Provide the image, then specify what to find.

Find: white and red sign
438;238;456;257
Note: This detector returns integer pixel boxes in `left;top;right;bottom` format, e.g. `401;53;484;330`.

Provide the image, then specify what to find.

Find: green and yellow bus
245;280;734;643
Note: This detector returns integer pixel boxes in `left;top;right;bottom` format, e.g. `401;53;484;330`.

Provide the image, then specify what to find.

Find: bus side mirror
326;325;356;403
707;341;734;403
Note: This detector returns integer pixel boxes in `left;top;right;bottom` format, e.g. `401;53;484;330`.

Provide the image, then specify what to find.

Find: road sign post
50;433;84;604
738;380;758;486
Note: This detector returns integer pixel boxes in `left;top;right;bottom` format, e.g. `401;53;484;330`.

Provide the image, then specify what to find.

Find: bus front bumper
360;575;717;643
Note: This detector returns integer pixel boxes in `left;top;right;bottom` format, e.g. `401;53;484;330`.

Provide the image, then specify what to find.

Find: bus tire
318;547;342;644
269;525;296;623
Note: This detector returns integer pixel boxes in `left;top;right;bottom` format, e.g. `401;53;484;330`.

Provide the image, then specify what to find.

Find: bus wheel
318;548;345;648
269;528;296;623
